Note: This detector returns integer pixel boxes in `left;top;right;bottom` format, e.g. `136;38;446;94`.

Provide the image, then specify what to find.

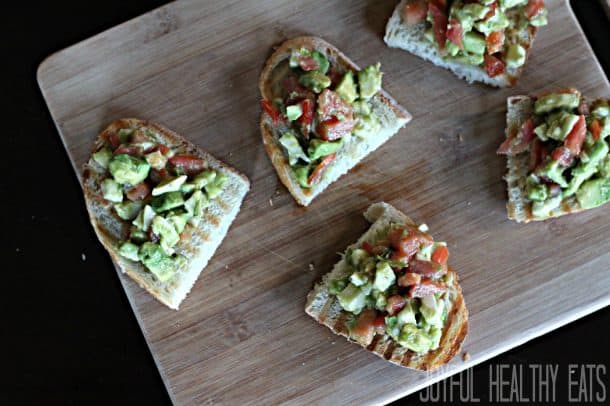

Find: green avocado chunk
92;148;113;169
576;178;610;209
138;242;179;282
354;113;380;138
532;194;563;218
191;170;216;189
152;216;180;255
397;324;433;354
358;63;382;100
299;71;331;93
599;156;610;178
204;171;227;199
108;154;150;186
337;283;367;314
132;205;156;232
151;191;184;212
118;241;140;262
475;9;509;35
279;131;310;166
101;178;123;203
114;200;143;221
311;51;330;74
500;0;527;9
167;210;192;234
536;160;568;188
526;175;548;202
544;111;580;142
293;165;311;188
184;190;208;218
592;102;610;119
286;104;303;121
336;71;358;104
505;44;526;69
129;227;148;244
373;261;395;292
152;175;187;196
307;139;343;161
534;93;580;114
452;52;484;66
564;140;609;197
463;32;486;55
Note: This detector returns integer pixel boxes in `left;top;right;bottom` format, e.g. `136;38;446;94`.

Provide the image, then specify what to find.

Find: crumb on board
81;253;87;261
269;198;273;207
275;189;281;196
308;263;314;271
458;134;464;142
16;248;20;252
462;351;470;362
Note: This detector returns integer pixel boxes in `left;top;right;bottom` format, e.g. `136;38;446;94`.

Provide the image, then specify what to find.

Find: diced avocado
576;178;610;209
443;40;460;57
92;148;113;169
397;324;433;354
293;165;311;188
592;102;610;119
452;52;484;66
420;295;445;327
536;160;568;188
423;28;435;44
396;301;416;325
101;178;123;203
180;183;197;194
416;242;447;262
428;326;443;350
299;71;331;93
599;156;610;178
526;176;548;201
307;139;343;161
114;200;143;221
532;194;563;218
337;283;367;313
505;44;526;69
132;205;156;232
384;315;401;339
138;242;178;282
204;171;227;199
184;190;208;218
500;0;527;10
151;191;184;213
279;131;310;166
454;3;491;32
375;293;387;311
463;32;486;55
529;8;548;27
328;279;348;295
353;113;380;138
347;248;370;268
544;111;580;141
118;241;140;262
108;154;150;186
373;261;396;292
117;128;134;143
443;272;455;285
534;93;580;114
152;175;187;196
191;170;216;189
475;9;509;35
311;50;330;74
152;216;180;255
335;71;358;104
286;104;303;121
145;150;168;170
534;123;548;141
358;63;382;100
350;272;369;287
167;210;192;234
352;100;371;116
564;140;610;196
129;227;148;244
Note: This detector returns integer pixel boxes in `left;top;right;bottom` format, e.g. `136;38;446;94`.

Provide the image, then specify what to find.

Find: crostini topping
497;90;610;217
261;47;384;188
328;223;452;354
403;0;547;77
90;125;227;282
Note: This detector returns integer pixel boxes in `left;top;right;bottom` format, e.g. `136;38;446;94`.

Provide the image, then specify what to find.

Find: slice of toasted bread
259;37;411;206
305;202;468;371
384;0;537;87
82;119;250;309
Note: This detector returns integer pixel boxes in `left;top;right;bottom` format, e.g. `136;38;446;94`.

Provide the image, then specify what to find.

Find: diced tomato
317;116;355;141
525;0;545;19
402;0;428;24
169;155;205;176
326;68;343;86
146;144;171;156
431;245;449;265
590;119;602;141
261;99;282;124
529;137;543;170
551;146;574;166
428;1;448;50
372;314;386;334
297;98;314;137
362;241;374;255
486;30;504;54
283;76;312;103
408;259;446;278
298;55;320;72
308;153;336;185
484;54;505;78
408;279;448;299
388;226;433;261
564;115;586;156
446;19;463;49
397;272;422;287
496;118;535;155
484;1;497;20
104;131;120;150
126;182;151;201
113;144;141;156
149;168;170;184
385;295;406;315
351;309;377;345
317;89;352;121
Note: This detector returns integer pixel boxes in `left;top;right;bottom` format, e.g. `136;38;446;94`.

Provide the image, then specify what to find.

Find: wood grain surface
37;0;610;404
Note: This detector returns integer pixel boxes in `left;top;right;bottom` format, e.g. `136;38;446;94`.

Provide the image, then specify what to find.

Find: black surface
2;1;609;405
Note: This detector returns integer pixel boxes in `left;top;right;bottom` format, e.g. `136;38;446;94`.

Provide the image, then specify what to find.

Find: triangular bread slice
82;119;250;309
305;202;468;370
259;37;412;206
384;0;538;87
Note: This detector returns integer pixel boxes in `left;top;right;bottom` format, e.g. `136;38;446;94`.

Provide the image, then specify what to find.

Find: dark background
2;1;609;405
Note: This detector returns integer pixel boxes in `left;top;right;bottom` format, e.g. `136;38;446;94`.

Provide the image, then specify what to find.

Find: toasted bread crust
305;202;468;371
259;36;411;206
82;118;250;309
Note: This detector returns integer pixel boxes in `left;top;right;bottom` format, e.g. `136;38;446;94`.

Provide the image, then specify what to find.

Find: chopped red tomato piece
529;137;544;170
297;98;314;137
113;145;141;156
408;279;448;298
564;115;586;156
317;116;354;141
496;117;535;155
484;54;505;78
397;272;422;287
590;119;602;142
484;1;497;19
525;0;545;19
388;226;433;261
169;155;205;176
551;146;574;166
408;259;446;278
362;241;374;255
386;295;406;315
149;168;170;184
402;0;428;24
104;131;120;150
373;313;386;334
486;30;504;54
261;99;282;124
126;182;151;201
428;1;448;50
446;19;463;49
317;89;352;121
351;309;378;345
146;144;171;156
308;153;336;185
298;56;320;72
431;245;449;265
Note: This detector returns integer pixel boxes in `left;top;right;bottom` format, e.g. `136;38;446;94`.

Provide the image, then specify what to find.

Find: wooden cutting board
38;0;610;404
